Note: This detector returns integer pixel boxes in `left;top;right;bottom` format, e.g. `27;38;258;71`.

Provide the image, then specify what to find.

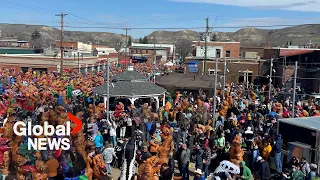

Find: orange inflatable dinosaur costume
140;155;161;180
158;126;173;165
219;100;229;117
229;134;244;166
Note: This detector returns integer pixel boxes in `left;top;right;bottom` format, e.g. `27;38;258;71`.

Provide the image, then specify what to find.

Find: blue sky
0;0;320;38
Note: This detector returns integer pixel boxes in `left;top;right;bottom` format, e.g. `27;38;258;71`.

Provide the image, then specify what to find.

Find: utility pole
203;17;209;75
106;61;110;121
268;58;273;99
77;52;80;73
212;58;218;127
246;69;249;89
55;12;68;75
124;28;131;69
153;35;156;84
292;61;298;118
172;41;175;63
222;58;227;100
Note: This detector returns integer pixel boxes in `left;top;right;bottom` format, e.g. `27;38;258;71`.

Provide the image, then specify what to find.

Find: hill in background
1;23;320;48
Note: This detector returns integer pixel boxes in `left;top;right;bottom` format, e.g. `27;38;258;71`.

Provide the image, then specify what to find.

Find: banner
188;61;199;73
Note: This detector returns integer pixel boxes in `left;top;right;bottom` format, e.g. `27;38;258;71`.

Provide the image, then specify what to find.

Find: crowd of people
0;63;318;180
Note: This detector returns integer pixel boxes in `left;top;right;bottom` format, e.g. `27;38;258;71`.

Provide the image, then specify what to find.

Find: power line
45;23;320;30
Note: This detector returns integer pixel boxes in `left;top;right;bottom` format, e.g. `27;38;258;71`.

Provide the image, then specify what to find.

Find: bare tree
175;38;193;62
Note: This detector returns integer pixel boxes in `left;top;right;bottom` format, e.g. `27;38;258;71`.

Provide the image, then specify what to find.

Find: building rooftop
94;80;166;97
113;70;148;81
156;73;224;90
186;57;266;62
129;46;168;50
280;49;314;57
192;41;240;43
279;116;320;131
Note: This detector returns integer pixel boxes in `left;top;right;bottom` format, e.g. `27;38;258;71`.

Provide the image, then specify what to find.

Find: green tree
30;29;44;48
139;37;143;43
128;36;132;46
31;29;41;40
212;33;217;41
142;36;149;44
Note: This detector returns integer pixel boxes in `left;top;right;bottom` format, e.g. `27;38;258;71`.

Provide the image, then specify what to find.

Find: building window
140;50;143;54
226;50;230;57
146;50;148;53
216;49;221;58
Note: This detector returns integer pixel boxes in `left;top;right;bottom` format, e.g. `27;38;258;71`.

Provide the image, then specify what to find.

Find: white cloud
169;0;320;12
215;17;320;30
224;17;318;26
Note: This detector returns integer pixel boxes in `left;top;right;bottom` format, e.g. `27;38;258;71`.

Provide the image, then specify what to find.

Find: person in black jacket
159;163;173;180
279;168;291;180
257;156;271;180
194;144;204;170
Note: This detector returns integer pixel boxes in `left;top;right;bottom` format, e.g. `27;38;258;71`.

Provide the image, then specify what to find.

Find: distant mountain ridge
1;23;320;48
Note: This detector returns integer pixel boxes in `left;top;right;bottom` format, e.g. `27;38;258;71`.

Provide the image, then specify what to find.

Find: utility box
287;142;312;163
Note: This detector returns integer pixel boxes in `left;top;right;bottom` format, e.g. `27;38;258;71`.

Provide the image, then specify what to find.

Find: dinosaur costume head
92;154;107;179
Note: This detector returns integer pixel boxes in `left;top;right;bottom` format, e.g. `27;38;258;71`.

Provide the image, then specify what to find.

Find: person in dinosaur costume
196;98;204;114
11;135;36;180
273;102;284;118
162;101;172;121
181;98;189;113
224;90;234;108
0;137;10;177
142;103;152;120
31;152;48;180
229;134;244;166
114;102;125;119
3;113;16;141
72;112;93;180
158;126;173;165
92;154;107;179
149;133;160;154
250;89;257;102
139;155;161;180
219;100;229;117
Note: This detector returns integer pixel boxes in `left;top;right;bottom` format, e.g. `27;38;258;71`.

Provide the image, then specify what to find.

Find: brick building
185;57;265;85
269;48;320;93
129;46;170;63
192;41;240;58
0;54;113;73
240;46;265;58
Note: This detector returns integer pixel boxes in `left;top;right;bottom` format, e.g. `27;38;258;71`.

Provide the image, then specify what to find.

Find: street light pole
212;58;218;127
77;52;80;73
153;35;156;84
292;61;298;118
268;58;273;99
222;58;227;100
106;62;110;122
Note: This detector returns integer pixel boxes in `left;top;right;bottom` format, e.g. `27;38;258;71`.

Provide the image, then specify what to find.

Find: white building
93;47;117;56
